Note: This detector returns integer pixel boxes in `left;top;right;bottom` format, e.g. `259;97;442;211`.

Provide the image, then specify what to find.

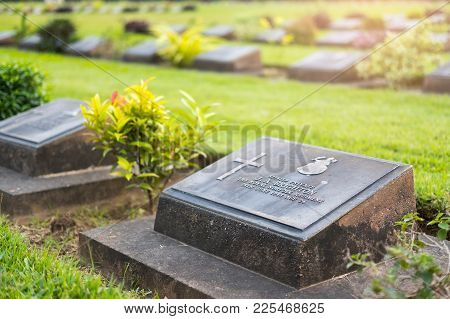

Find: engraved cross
217;153;266;181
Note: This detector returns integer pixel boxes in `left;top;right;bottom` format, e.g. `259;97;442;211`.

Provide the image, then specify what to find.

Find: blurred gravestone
423;62;450;94
122;40;159;63
19;34;42;50
64;36;110;57
203;25;236;40
254;28;286;43
330;18;362;30
288;50;365;82
170;24;187;34
193;45;262;72
0;30;17;45
316;31;361;47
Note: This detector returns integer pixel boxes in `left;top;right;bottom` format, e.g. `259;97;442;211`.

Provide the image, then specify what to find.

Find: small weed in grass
0;216;139;298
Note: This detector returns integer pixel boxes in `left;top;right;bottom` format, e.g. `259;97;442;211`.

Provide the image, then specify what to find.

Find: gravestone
386;18;418;32
155;137;415;288
203;25;236;40
18;34;42;50
0;99;130;216
288;50;365;82
80;137;415;296
122;40;159;63
423;62;450;94
170;24;187;34
64;36;110;57
0;30;17;45
254;28;286;43
193;45;262;72
330;18;362;30
316;31;361;47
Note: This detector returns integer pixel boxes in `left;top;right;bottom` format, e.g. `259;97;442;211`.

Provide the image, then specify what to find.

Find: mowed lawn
0;47;449;217
1;1;449;66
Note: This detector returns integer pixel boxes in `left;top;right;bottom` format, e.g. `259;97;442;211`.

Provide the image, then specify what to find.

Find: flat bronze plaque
172;137;398;230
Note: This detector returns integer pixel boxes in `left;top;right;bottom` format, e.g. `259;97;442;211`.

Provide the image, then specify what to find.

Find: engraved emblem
217;153;266;181
297;157;337;176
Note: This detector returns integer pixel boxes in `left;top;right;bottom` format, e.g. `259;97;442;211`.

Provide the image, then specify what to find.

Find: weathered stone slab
0;30;17;45
254;28;286;43
316;31;361;47
18;34;42;50
155;137;415;288
64;36;110;57
79;218;295;298
203;25;236;40
330;18;362;30
423;62;450;94
288;50;366;82
122;40;159;63
193;45;262;72
0;98;105;176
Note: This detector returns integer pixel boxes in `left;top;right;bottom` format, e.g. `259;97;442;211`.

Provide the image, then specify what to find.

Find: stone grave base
288;67;360;83
193;46;262;73
79;218;297;299
80;219;448;299
0;165;139;216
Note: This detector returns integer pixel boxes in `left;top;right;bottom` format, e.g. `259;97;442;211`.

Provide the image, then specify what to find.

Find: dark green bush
38;19;76;52
0;62;48;120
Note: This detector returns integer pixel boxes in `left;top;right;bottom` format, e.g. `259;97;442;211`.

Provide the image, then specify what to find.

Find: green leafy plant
357;22;442;89
427;213;450;240
347;212;449;298
38;19;76;52
81;79;217;213
0;62;48;120
259;16;283;29
154;26;205;68
284;17;317;45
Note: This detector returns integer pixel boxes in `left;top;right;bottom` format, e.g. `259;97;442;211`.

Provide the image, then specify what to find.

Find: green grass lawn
1;1;449;66
0;216;137;298
0;47;448;219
